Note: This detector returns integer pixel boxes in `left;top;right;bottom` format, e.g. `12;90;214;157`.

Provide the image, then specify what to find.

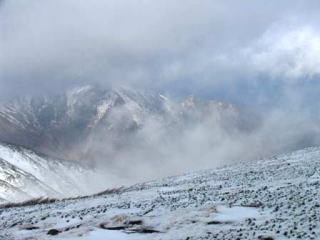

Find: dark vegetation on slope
0;187;124;210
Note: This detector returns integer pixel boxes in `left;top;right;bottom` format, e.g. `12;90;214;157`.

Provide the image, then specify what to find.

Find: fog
1;0;320;187
85;100;320;187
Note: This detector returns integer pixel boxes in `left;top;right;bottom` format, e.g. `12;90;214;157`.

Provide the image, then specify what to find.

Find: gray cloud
1;0;320;100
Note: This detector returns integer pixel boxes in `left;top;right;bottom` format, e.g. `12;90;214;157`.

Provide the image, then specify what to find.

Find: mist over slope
0;85;250;160
0;85;253;163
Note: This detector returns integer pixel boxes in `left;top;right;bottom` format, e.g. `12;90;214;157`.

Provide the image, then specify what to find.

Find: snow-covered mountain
0;85;259;203
0;142;100;203
0;146;319;239
0;85;251;162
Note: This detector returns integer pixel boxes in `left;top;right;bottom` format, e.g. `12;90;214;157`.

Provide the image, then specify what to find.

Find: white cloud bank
245;25;320;81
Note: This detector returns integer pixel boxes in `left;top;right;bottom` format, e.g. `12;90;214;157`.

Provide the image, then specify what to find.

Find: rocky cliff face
0;85;251;163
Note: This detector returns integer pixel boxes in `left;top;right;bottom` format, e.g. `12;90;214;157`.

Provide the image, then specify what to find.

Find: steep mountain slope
0;147;319;239
0;85;251;162
0;142;99;203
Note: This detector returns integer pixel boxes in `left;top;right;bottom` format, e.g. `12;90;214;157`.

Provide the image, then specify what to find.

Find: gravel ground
0;147;319;240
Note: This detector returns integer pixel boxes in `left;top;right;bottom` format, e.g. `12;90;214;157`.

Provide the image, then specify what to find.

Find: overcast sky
1;0;320;110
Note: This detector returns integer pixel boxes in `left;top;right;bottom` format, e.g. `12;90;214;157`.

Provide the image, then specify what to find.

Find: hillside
0;142;100;203
0;146;319;239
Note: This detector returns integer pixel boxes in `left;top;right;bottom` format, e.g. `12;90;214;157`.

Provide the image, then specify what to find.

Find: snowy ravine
0;147;320;240
0;142;101;203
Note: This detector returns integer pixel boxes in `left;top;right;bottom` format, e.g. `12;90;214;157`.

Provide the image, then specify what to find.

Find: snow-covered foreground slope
1;147;320;240
0;142;99;203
